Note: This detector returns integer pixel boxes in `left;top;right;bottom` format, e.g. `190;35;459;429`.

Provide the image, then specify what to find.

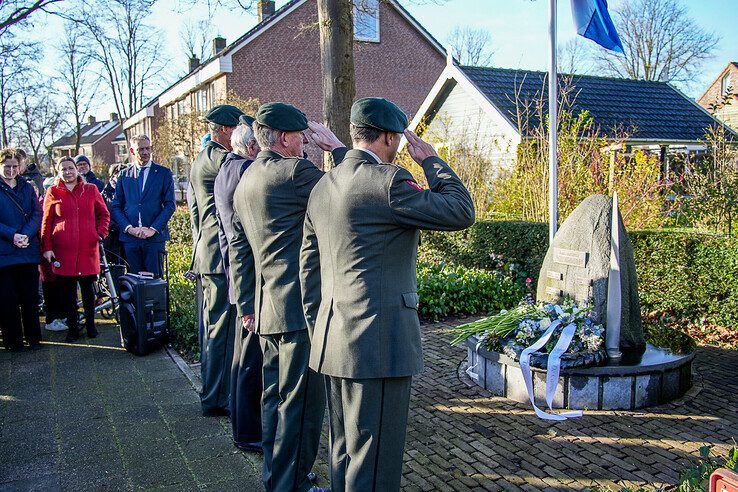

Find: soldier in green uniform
189;104;244;417
232;101;346;492
300;97;476;492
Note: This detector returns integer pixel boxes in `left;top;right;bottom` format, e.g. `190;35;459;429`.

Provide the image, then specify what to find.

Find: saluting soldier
233;101;346;492
300;97;476;492
213;114;263;451
189;104;243;417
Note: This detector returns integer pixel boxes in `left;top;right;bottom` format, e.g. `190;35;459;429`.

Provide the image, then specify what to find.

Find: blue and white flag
570;0;624;53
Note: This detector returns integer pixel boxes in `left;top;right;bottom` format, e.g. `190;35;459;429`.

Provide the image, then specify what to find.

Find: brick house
124;0;446;170
50;114;124;170
697;62;738;131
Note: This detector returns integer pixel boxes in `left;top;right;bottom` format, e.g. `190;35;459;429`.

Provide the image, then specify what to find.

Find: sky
36;0;738;118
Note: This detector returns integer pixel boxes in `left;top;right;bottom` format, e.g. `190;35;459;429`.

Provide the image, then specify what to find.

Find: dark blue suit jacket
110;162;176;243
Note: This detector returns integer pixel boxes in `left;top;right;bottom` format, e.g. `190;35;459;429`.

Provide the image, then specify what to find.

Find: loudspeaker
118;273;169;356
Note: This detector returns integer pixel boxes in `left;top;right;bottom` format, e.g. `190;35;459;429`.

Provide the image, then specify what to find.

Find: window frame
721;72;732;96
354;0;380;43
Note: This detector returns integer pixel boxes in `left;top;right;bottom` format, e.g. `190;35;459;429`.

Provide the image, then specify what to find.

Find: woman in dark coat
41;156;110;342
0;147;43;351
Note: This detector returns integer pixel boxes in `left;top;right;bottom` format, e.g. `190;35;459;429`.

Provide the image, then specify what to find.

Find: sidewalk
1;318;735;491
0;320;263;491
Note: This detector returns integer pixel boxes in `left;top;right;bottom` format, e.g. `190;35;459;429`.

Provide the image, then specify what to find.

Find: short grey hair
129;134;151;147
253;121;283;150
350;124;385;144
208;122;225;139
231;124;255;157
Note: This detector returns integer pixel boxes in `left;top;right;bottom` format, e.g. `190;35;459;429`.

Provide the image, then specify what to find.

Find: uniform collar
349;148;382;164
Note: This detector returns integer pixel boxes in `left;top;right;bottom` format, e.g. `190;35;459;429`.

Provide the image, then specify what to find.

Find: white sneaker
45;319;68;332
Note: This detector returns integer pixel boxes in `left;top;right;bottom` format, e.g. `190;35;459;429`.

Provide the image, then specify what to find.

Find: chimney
110;112;119;122
212;36;226;57
258;0;275;22
88;115;96;125
189;56;200;72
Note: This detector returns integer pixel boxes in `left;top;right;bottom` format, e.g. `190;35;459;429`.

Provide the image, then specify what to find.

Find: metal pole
548;0;558;244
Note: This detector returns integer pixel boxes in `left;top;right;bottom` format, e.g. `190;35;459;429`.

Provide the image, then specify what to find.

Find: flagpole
548;0;558;244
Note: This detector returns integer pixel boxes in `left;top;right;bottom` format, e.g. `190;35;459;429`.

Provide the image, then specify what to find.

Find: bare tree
0;0;63;37
557;38;591;75
17;85;66;166
447;25;494;67
180;18;215;65
0;41;36;146
596;0;719;85
81;0;167;120
56;23;98;154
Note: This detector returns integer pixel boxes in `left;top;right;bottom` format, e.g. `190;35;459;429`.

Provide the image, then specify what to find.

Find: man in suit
110;134;175;277
233;101;346;492
213;115;263;451
300;97;475;492
75;155;105;192
189;104;243;417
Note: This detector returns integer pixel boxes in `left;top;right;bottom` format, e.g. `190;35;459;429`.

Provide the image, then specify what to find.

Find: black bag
119;273;169;356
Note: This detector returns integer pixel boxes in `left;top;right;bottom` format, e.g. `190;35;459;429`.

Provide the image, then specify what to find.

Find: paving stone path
0;320;263;491
1;317;736;491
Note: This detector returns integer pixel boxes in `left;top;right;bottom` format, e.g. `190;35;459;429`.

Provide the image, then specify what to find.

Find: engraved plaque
547;271;564;280
553;248;588;268
546;286;563;297
575;276;593;287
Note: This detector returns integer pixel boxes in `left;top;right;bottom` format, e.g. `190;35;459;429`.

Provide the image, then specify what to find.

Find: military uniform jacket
189;141;228;274
301;149;475;379
236;148;347;335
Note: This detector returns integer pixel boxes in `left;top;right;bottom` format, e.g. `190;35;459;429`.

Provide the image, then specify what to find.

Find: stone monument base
465;336;694;410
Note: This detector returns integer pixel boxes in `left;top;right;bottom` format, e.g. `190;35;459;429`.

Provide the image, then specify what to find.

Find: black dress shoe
235;441;262;453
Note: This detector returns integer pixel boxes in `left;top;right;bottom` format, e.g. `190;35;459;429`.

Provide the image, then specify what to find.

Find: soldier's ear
383;131;394;147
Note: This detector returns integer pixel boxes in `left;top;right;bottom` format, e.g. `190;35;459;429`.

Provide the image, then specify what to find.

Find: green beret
350;97;408;134
255;102;308;132
205;104;244;126
239;114;255;127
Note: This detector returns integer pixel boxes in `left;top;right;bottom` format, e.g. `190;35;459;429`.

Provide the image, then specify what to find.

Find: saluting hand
242;314;255;333
404;130;438;165
307;121;344;152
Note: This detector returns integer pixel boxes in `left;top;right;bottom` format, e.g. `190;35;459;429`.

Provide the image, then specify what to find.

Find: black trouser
230;320;263;446
56;275;96;336
0;263;41;349
42;280;65;323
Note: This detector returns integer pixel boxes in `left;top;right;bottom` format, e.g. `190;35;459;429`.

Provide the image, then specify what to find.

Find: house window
721;72;732;96
197;88;209;112
354;0;379;42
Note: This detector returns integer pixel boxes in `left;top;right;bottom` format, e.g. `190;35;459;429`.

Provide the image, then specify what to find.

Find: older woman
0;147;42;351
41;156;110;342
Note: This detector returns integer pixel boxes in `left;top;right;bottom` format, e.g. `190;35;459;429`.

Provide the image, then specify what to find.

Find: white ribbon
519;320;583;421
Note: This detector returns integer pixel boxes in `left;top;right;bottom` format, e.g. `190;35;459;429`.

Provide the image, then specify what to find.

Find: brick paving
1;317;735;491
402;320;738;491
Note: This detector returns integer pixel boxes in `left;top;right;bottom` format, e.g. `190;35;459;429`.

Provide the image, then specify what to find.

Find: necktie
137;167;146;194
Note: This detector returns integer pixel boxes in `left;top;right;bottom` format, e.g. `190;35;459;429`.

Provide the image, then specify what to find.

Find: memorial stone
536;194;645;353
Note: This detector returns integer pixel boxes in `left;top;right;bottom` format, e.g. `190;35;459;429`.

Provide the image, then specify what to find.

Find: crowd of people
189;98;475;492
0;95;475;492
0;133;175;348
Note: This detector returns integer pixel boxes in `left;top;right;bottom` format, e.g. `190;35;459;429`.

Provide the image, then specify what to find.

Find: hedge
421;221;738;327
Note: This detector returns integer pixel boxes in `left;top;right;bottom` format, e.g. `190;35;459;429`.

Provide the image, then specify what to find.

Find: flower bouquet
452;297;607;369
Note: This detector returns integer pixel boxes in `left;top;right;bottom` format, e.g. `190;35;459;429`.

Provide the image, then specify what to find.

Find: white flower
540;318;552;330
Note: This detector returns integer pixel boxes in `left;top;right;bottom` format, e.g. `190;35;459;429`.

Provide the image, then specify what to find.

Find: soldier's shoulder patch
405;180;423;191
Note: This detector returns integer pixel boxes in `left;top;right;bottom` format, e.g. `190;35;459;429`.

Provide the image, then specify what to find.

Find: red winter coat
41;178;110;277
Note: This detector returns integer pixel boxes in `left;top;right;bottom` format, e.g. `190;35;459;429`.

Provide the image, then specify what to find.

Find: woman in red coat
41;156;110;342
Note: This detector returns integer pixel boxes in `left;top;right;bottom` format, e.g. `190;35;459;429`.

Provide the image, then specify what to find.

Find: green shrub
169;207;192;245
417;261;523;321
422;221;738;328
167;243;198;359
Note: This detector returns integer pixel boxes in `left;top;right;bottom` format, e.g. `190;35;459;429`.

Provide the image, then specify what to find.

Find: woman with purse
41;156;110;343
0;147;43;351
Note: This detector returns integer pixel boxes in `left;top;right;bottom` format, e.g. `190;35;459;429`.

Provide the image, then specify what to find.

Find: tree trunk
317;0;355;169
